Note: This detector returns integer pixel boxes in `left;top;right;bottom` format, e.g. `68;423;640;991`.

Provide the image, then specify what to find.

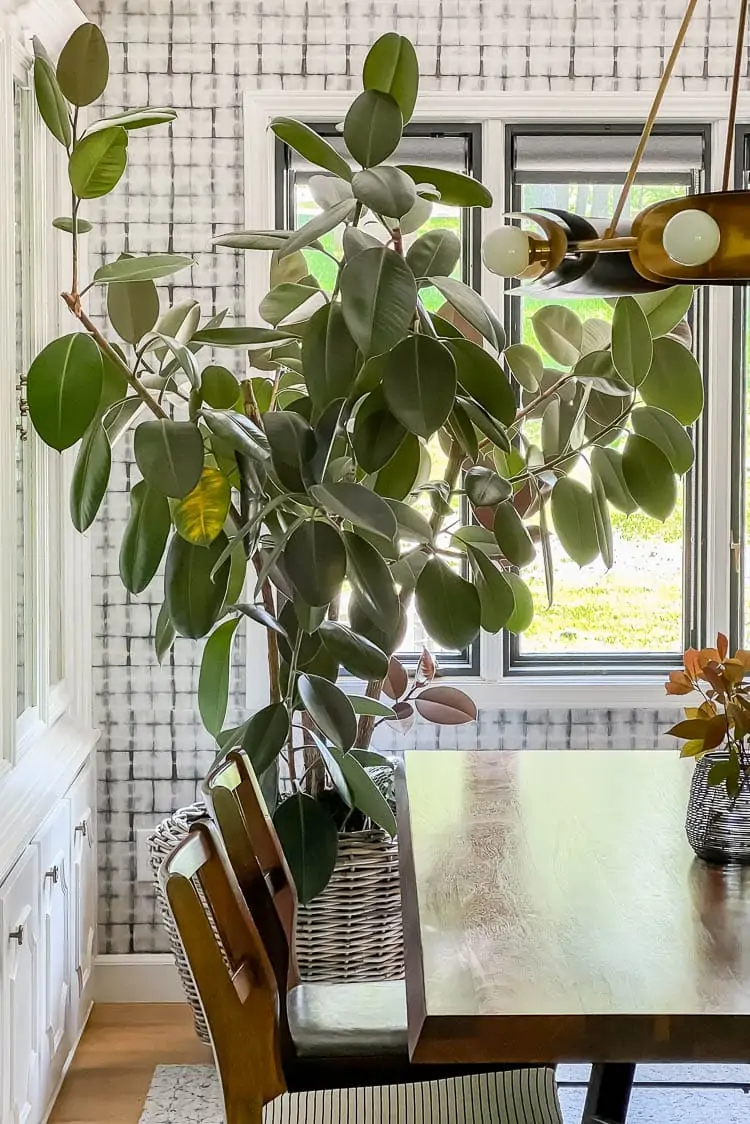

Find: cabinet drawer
68;766;96;1025
36;801;72;1106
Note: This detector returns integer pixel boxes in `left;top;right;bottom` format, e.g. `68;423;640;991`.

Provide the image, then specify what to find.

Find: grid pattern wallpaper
80;0;745;954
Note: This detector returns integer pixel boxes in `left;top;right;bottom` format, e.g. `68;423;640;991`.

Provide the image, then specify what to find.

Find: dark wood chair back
160;819;286;1124
204;749;299;996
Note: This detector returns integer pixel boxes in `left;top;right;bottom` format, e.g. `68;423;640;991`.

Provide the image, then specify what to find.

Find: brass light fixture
483;0;750;296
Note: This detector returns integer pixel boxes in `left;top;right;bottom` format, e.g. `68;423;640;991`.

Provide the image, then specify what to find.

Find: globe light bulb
662;209;721;268
482;226;533;277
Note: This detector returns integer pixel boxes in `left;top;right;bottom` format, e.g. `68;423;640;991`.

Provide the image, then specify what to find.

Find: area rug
138;1064;750;1123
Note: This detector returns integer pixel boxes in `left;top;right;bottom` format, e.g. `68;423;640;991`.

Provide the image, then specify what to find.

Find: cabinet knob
45;865;59;884
74;821;88;839
9;926;24;946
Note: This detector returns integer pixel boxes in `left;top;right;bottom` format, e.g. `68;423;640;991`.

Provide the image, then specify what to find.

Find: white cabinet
37;802;71;1106
1;847;41;1124
68;766;96;1024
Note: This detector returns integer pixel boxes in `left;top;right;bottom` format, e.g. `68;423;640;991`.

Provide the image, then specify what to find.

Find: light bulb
482;226;533;277
662;208;721;268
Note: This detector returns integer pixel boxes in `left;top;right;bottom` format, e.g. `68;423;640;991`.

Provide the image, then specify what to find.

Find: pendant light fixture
483;0;750;295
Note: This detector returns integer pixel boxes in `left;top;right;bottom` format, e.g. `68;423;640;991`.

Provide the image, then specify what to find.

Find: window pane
515;177;691;659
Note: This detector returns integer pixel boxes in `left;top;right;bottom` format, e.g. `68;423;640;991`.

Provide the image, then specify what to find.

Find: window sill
0;711;98;881
434;676;686;710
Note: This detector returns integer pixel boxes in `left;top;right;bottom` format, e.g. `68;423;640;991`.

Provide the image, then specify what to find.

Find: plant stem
71;109;79;303
512;371;575;426
61;293;169;421
355;676;387;750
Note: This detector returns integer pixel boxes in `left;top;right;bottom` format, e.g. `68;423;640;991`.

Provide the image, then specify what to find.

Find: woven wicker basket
148;807;404;1041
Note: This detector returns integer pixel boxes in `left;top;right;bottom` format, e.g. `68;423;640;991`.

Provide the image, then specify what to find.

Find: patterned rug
139;1064;750;1123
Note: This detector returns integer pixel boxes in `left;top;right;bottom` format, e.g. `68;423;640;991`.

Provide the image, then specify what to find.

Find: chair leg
225;1094;264;1124
582;1063;636;1124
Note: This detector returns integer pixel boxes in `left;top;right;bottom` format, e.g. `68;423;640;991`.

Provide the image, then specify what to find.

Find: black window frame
502;121;711;678
275;121;483;675
729;126;750;651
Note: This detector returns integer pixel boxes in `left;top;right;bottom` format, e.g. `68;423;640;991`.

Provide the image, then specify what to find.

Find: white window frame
242;88;742;710
0;18;93;778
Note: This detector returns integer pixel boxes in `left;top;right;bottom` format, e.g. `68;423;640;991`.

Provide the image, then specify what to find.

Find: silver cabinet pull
45;866;59;884
74;821;88;839
9;926;24;946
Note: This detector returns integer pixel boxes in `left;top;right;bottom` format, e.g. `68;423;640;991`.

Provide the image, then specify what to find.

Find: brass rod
722;0;749;191
605;0;702;238
573;236;639;253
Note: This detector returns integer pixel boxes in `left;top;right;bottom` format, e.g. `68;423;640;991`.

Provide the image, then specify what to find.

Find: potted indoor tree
27;24;702;988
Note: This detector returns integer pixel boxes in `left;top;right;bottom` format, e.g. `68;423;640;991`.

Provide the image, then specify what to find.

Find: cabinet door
1;847;41;1124
37;801;71;1103
69;767;96;1027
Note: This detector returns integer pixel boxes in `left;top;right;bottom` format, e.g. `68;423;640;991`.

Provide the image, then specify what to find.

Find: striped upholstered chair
162;820;567;1123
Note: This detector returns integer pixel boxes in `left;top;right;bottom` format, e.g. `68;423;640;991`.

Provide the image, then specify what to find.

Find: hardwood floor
50;1004;212;1124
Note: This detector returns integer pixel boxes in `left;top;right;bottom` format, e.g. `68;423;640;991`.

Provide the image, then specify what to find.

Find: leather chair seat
287;980;408;1057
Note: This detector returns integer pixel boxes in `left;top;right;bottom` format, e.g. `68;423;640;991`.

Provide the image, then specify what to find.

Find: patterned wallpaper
79;0;743;954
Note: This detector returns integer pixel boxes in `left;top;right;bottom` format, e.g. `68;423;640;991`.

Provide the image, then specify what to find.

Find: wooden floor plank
49;1004;212;1124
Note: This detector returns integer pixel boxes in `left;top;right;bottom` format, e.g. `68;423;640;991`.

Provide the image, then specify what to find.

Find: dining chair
161;818;569;1123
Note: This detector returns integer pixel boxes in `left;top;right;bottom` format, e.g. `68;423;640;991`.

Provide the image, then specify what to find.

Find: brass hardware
9;926;24;946
45;865;59;884
732;539;743;574
16;421;28;442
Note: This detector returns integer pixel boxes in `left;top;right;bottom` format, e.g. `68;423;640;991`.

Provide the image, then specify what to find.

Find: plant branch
512;371;575;426
61;293;169;421
71;109;79;301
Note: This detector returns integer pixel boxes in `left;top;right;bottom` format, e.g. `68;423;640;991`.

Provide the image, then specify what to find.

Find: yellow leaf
679;739;706;759
723;658;746;686
171;467;230;547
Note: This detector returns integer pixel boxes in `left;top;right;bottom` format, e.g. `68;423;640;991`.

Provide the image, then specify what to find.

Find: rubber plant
26;26;703;900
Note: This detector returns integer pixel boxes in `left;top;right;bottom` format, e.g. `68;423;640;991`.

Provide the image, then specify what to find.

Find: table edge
395;757;427;1061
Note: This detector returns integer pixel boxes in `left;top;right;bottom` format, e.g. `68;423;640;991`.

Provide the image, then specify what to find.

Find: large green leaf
283;521;346;607
591;473;614;570
611;296;653;387
504;572;534;634
503;343;543;392
198;618;240;737
133;419;204;498
636;286;694;337
622;433;677;522
373;432;421;500
362;33;419;122
452;525;502;558
352;397;406;473
639;336;704;425
343;531;400;633
464;466;511;507
406;229;461;279
201;366;239;409
429;276;505;351
119;480;171;594
94;253;194;284
69;127;127;199
382;335;456;438
264;410;315;491
303;304;359;415
310;482;398;540
171;467;231;547
273;793;338;905
86;107;177;134
56;22;109;106
154;602;176;664
107;279;159;344
33;52;71;147
26;333;103;451
52;217;93;234
259;282;321;326
493;502;535;568
532;306;582;367
550;477;599;566
270;117;352;181
446;337;515;426
385;498;433;544
165;531;231;638
415;557;481;650
328;747;397;836
459;399;510;452
467;546;514;633
631;406;694;475
319;621;389;680
340;246;417;359
397;164;493;208
201;409;269;465
352;166;416;219
70;420;111;532
590;446;637;515
298;674;357;751
277;198;356;261
242;703;290;775
344;89;403;167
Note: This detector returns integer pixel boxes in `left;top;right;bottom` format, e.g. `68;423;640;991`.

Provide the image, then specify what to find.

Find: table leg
582;1063;636;1123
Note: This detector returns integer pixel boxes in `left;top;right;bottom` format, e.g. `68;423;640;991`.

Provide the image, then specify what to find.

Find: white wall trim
94;954;185;1004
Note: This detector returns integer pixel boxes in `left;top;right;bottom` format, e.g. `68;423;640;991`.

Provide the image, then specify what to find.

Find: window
275;123;482;674
504;125;709;675
732;129;750;649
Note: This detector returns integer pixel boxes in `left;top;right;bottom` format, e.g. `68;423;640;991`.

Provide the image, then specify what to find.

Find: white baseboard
94;954;185;1003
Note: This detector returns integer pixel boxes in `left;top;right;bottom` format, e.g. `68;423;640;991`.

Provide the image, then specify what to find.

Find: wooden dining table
396;749;750;1122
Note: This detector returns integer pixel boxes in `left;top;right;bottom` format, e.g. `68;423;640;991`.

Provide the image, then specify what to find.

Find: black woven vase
686;753;750;863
